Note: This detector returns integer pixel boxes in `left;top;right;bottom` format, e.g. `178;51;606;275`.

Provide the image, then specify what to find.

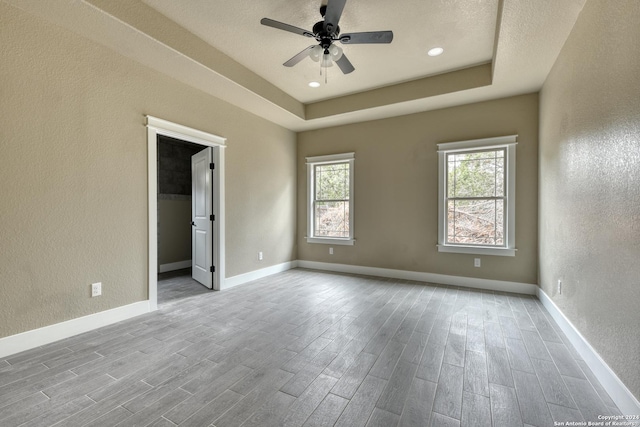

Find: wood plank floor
157;269;210;306
0;269;622;426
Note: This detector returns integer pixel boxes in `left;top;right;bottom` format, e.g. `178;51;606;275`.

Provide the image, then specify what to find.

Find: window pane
447;199;504;246
448;150;504;198
316;163;349;201
315;201;349;237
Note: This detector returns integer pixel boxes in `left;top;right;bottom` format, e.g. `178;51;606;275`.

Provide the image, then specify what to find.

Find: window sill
437;244;516;257
306;237;355;246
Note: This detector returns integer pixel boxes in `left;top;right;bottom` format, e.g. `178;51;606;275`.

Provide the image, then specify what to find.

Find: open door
191;147;213;289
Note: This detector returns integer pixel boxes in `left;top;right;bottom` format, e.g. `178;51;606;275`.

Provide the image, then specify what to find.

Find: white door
191;147;213;289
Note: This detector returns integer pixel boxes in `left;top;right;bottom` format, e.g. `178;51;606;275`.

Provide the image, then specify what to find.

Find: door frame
146;115;226;310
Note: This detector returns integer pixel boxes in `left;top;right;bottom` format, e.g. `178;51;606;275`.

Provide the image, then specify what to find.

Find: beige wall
539;0;640;401
0;3;296;338
158;199;191;266
298;94;539;285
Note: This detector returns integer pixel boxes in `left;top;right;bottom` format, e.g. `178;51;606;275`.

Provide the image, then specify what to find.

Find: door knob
191;221;196;226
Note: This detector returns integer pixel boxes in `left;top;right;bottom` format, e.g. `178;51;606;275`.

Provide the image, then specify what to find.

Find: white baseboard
222;261;299;290
159;260;191;273
0;301;150;359
537;288;640;415
296;260;538;295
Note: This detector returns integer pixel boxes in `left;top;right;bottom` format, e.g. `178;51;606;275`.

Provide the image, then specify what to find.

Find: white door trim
146;116;226;310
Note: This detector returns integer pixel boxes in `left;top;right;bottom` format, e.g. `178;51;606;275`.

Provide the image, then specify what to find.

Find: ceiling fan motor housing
313;21;340;39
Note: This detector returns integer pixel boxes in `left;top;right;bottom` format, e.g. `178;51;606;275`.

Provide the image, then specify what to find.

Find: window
306;153;355;245
438;135;517;256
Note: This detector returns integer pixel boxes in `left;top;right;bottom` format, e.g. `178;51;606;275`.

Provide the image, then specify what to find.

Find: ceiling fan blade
283;46;316;67
335;54;355;74
324;0;347;33
261;18;314;38
339;31;394;44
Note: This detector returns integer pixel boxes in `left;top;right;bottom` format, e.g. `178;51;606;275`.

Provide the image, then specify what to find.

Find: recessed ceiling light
309;81;321;88
428;47;444;57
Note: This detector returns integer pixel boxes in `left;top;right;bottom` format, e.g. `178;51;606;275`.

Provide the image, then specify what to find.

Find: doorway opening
156;136;208;306
146;116;226;311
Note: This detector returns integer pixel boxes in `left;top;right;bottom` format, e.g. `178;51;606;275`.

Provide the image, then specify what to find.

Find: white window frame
437;135;517;257
306;152;355;245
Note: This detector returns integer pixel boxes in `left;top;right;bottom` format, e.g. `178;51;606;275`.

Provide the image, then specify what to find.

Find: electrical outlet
258;251;263;261
558;280;562;294
91;282;102;297
329;247;334;255
474;258;481;268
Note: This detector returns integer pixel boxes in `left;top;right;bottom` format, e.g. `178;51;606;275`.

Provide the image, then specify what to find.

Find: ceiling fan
260;0;393;75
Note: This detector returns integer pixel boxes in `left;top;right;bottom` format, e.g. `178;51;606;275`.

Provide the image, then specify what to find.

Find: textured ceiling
141;0;498;103
4;0;587;131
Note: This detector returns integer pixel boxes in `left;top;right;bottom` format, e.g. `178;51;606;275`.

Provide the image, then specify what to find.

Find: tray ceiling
4;0;587;131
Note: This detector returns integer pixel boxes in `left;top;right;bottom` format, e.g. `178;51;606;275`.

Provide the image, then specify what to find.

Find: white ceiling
141;0;499;103
5;0;587;131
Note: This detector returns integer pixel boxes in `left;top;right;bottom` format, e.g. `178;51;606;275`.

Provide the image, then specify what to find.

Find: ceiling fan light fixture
328;44;343;61
428;47;444;57
309;45;323;62
321;51;333;68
